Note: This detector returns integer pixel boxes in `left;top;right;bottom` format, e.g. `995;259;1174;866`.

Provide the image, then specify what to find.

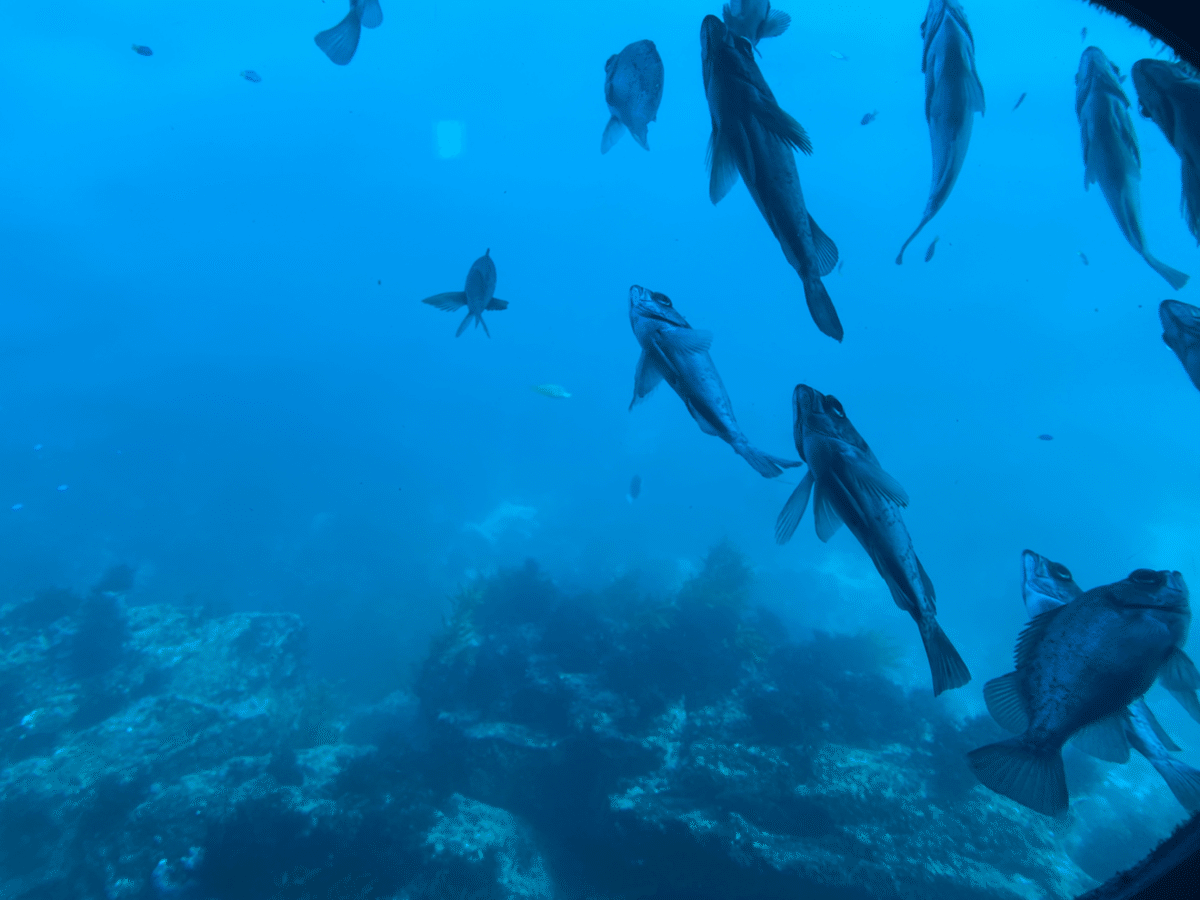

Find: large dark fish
775;385;970;695
1076;47;1189;290
1131;59;1200;245
628;286;800;478
969;567;1194;815
1161;299;1200;393
722;0;791;51
895;0;985;264
422;249;509;338
700;15;842;341
602;41;664;153
1018;550;1200;812
315;0;382;66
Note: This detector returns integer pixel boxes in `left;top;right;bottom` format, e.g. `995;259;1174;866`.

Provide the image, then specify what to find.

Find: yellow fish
531;384;571;399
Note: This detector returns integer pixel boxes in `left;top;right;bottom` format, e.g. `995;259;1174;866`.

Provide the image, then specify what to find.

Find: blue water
1;0;1198;891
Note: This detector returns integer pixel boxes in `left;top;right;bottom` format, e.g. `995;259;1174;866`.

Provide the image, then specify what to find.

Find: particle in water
57;484;68;491
1038;434;1054;441
132;44;153;56
240;70;262;83
11;504;22;511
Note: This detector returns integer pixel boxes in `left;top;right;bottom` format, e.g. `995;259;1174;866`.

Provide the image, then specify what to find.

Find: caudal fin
920;620;971;696
733;442;802;479
1150;758;1200;812
315;10;362;65
601;116;624;154
1145;253;1190;290
895;213;932;265
967;738;1068;816
802;274;843;342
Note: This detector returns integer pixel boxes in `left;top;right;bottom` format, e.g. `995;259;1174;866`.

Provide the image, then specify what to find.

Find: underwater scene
3;0;1200;897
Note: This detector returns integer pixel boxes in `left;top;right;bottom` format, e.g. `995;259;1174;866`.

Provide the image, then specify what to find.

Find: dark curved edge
1069;5;1200;899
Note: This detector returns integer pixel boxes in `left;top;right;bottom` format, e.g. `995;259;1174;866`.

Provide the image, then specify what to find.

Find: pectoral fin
813;484;844;542
486;297;509;310
760;8;791;39
1070;711;1132;763
668;329;713;354
847;454;910;507
360;0;383;28
423;291;468;311
601;115;624;154
775;471;814;545
1160;648;1200;723
707;127;741;204
629;349;665;409
983;671;1029;733
1133;699;1181;752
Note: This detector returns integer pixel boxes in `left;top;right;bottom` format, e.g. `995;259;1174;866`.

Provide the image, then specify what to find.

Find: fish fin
1152;758;1200;812
775;470;815;544
1181;157;1200;244
984;673;1030;733
760;8;791;39
756;104;812;156
967;738;1069;816
1070;711;1132;763
1133;699;1181;752
915;556;936;605
921;620;971;696
707;129;741;204
1024;591;1066;618
628;121;650;151
808;214;839;277
601;116;624;154
967;67;986;116
1013;604;1066;671
1145;254;1190;290
813;484;844;542
314;9;362;66
895;214;931;265
669;328;713;354
423;291;468;311
486;297;508;311
360;0;383;29
454;311;472;337
734;442;800;479
629;349;665;409
1160;648;1200;724
478;314;491;338
845;453;910;507
801;274;843;342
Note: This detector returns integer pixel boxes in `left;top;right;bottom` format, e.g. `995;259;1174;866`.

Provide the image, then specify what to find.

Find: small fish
421;249;509;337
531;384;571;399
1012;91;1027;111
861;110;878;125
924;236;939;261
1037;433;1054;441
314;0;383;66
722;1;791;51
628;285;801;478
830;50;846;60
775;385;971;696
1081;27;1088;42
1131;59;1200;244
1076;47;1189;289
240;70;262;83
628;474;642;503
1078;250;1089;265
1160;299;1200;393
969;567;1195;815
132;44;153;57
895;0;986;264
601;41;664;153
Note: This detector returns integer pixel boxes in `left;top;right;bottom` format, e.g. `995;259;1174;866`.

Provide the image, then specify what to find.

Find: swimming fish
896;0;985;264
1075;47;1189;290
132;44;153;57
861;110;878;125
700;16;842;341
602;40;664;153
1131;59;1200;244
969;566;1193;815
1037;433;1054;441
531;384;571;399
240;70;262;83
924;236;939;261
722;1;790;51
1160;299;1200;393
1017;550;1200;812
1012;91;1027;111
775;385;970;696
1078;250;1089;265
421;249;509;338
628;285;801;478
628;474;642;502
314;0;382;66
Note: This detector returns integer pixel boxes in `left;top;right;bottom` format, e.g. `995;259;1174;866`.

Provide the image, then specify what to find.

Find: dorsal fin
1014;603;1066;670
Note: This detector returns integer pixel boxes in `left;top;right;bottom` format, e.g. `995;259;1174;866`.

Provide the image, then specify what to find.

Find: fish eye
826;397;846;418
1129;568;1160;585
1050;563;1072;580
652;291;672;307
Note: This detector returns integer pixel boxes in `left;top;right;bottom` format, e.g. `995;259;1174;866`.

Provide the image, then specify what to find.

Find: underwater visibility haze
3;0;1200;897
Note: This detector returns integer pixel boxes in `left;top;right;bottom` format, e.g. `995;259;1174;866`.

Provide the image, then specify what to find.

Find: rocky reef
0;546;1175;899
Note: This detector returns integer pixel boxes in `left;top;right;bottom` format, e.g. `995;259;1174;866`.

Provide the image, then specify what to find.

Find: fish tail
314;8;362;66
601;116;624;154
920;620;971;696
895;214;932;265
455;310;472;337
1145;253;1190;291
1150;757;1200;812
967;738;1068;816
478;313;492;338
733;441;801;479
801;274;843;342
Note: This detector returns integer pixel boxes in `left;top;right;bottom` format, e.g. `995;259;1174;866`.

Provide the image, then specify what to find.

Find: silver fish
628;286;800;479
602;40;664;153
896;0;985;264
1076;47;1189;289
722;0;791;51
970;567;1193;815
924;236;939;261
861;110;879;125
701;16;842;341
775;385;970;696
421;249;509;337
314;0;383;66
1017;550;1200;812
1161;299;1200;393
1132;59;1200;245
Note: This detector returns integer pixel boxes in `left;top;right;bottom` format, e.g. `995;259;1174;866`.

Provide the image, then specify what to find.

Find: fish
700;16;843;341
1075;47;1189;290
1078;250;1089;265
1037;433;1054;441
132;44;153;57
1016;550;1200;812
531;384;571;399
1012;91;1027;111
601;41;664;153
628;285;801;479
421;249;509;338
774;385;971;696
1131;59;1200;245
895;0;985;264
240;70;262;83
314;0;383;66
1082;27;1088;42
722;1;791;51
1160;299;1200;393
861;110;878;125
628;474;642;503
924;236;939;261
969;566;1194;815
